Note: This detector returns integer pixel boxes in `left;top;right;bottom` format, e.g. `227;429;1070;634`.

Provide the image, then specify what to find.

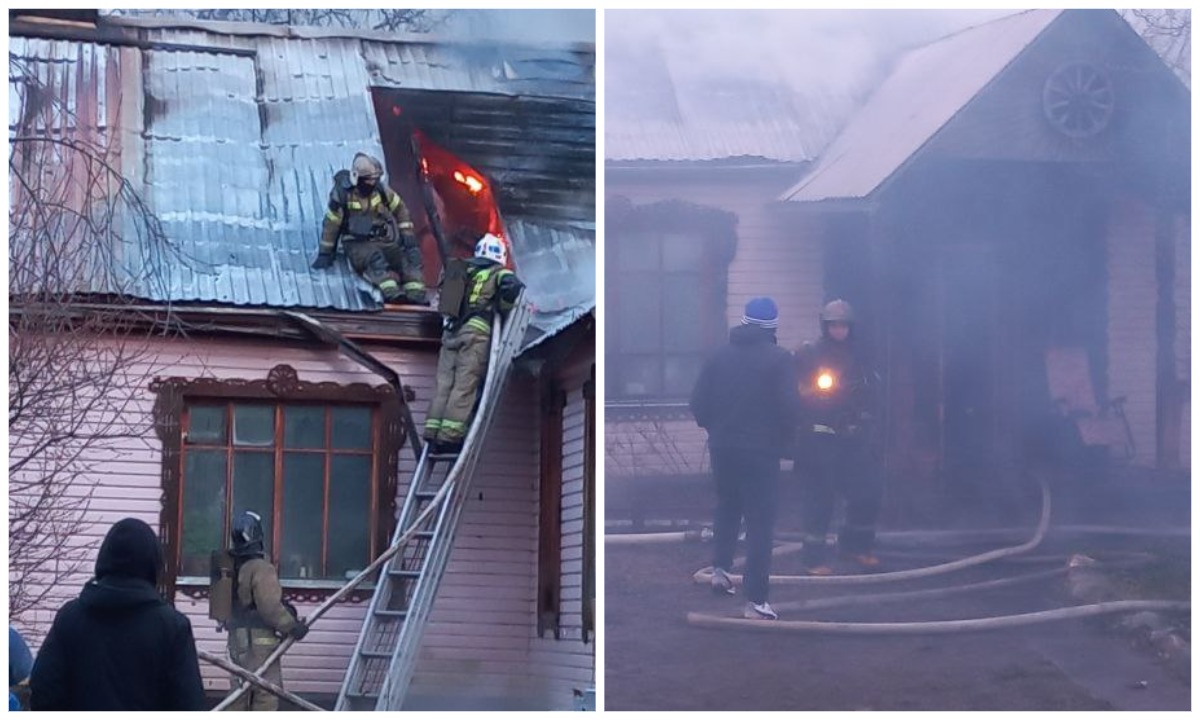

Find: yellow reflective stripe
441;420;467;431
252;637;279;646
325;209;341;222
369;194;382;208
388;193;401;210
425;419;443;429
403;281;425;291
397;221;414;230
379;279;400;291
347;200;363;210
468;269;493;304
465;316;492;334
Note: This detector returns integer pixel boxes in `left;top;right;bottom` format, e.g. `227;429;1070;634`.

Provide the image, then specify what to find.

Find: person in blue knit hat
690;296;800;620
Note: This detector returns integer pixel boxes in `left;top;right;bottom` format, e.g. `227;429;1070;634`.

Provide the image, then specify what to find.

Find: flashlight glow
816;372;835;391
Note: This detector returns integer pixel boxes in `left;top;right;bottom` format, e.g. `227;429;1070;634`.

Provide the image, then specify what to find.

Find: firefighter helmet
230;510;265;557
350;153;384;184
475;233;507;266
821;299;855;324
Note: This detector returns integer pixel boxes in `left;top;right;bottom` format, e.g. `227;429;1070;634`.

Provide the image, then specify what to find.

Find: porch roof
780;10;1062;205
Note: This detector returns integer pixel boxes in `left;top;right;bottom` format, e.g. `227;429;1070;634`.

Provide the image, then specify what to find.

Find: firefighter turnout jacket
319;180;416;256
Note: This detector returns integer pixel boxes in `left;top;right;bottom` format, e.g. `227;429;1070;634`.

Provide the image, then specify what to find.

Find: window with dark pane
610;224;726;401
177;400;378;584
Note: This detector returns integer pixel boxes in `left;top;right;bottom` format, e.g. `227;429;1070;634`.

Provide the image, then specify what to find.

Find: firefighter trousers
797;432;883;565
710;447;780;605
424;327;491;444
227;628;283;711
344;238;425;302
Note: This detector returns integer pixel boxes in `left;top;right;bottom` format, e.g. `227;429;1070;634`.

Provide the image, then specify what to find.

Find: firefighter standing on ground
225;511;308;712
424;234;524;453
794;299;884;575
312;152;428;305
690;297;800;621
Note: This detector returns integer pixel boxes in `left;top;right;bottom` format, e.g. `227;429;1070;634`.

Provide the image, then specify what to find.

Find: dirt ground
604;534;1190;711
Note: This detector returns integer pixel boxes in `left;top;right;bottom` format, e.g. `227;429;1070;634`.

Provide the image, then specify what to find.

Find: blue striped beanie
741;297;779;329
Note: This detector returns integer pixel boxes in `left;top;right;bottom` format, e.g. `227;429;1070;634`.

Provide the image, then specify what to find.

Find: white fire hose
613;474;1193;633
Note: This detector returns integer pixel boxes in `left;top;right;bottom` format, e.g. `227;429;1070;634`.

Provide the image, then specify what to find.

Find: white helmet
474;233;507;265
350;153;383;184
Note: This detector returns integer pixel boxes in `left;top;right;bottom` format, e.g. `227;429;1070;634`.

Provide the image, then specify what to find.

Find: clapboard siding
1106;196;1158;466
10;331;593;708
526;350;596;708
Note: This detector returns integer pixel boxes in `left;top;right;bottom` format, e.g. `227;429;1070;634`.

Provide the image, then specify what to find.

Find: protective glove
311;253;334;270
289;621;310;641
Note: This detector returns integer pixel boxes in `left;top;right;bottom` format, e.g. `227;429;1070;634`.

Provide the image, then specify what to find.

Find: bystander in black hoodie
30;518;207;711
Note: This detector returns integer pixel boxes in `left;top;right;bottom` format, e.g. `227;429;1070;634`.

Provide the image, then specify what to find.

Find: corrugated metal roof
605;36;859;163
781;10;1062;204
9;27;594;316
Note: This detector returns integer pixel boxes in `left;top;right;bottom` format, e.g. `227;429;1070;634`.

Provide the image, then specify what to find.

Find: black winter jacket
30;518;207;711
690;324;800;455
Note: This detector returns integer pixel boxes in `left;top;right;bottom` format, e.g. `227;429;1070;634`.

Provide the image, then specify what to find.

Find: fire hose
670;474;1189;633
691;477;1053;587
207;468;458;712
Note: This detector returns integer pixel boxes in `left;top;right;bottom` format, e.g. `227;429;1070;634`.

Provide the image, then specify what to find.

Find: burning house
9;10;595;710
606;9;1189;523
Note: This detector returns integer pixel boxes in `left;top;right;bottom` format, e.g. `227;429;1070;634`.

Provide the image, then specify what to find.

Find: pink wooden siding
10;333;593;708
1105;196;1158;466
526;354;596;707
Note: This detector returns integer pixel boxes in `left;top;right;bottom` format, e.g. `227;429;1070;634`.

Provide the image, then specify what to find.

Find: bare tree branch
8;54;184;621
1124;8;1191;87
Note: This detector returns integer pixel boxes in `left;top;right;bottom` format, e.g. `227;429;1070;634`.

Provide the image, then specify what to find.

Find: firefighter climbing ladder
335;297;533;711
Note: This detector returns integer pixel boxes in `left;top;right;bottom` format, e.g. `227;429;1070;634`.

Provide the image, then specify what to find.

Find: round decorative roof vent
1042;62;1114;139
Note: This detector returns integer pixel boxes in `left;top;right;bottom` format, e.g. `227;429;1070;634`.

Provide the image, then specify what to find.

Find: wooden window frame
178;401;377;583
606;198;738;402
151;364;407;604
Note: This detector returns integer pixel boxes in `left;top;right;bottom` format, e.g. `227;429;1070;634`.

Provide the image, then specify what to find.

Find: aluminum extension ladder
335;297;534;711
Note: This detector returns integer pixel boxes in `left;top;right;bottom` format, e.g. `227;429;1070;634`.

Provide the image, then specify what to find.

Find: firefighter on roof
424;234;524;454
312;152;428;305
222;511;308;712
794;299;885;575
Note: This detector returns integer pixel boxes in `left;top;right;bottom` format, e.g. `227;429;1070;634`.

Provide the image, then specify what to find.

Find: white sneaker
743;601;778;620
711;567;736;596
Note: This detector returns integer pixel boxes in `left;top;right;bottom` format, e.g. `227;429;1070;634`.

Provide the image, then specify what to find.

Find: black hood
730;323;776;346
94;518;162;586
77;575;164;612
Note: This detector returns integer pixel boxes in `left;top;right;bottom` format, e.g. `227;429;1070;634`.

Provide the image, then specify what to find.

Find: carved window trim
151;363;408;605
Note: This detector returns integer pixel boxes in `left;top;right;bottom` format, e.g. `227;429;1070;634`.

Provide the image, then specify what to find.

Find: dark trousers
710;447;780;605
798;433;883;565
